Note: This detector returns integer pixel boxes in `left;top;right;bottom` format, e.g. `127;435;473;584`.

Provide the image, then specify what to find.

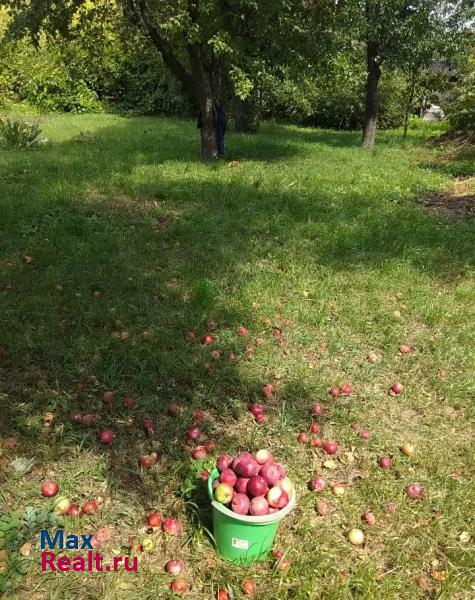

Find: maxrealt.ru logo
40;530;138;572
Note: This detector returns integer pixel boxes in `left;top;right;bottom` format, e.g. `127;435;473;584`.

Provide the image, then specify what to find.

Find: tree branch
129;0;194;94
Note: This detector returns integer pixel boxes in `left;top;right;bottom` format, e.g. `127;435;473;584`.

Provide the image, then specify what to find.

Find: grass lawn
0;113;474;599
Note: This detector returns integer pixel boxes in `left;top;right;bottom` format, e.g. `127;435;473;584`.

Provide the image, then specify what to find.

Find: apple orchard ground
0;114;474;599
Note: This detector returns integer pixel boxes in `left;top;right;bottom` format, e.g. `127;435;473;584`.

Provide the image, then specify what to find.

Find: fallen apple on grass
187;426;201;441
341;383;353;395
148;512;161;527
53;496;71;515
310;437;322;448
192;446;207;460
401;443;415;457
103;391;114;403
359;429;370;440
82;501;98;515
162;518;181;535
310;404;324;415
363;511;376;526
98;429;115;445
332;483;345;496
67;504;80;517
297;433;309;444
309;477;326;492
261;384;274;398
406;483;425;499
310;423;320;434
389;382;404;396
165;560;185;576
170;579;190;593
242;578;256;596
217;589;229;600
323;440;338;455
378;456;392;470
41;480;59;498
202;334;214;345
348;528;364;546
275;556;291;573
329;386;341;397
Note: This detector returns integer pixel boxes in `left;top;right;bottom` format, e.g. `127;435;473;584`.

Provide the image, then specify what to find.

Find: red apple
242;578;256;596
249;403;264;416
192;408;204;423
266;486;289;509
389;382;403;395
238;326;249;336
351;423;360;431
406;483;425;499
329;386;341;397
310;437;322;448
367;352;378;363
41;480;59;498
323;440;338;455
231;493;250;515
192;446;207;460
363;511;376;526
217;589;229;600
67;503;80;517
168;402;181;417
162;518;181;535
341;383;353;395
234;457;259;478
359;429;370;440
310;423;320;434
203;439;216;453
255;412;267;424
142;418;154;432
220;469;237;487
148;512;161;527
247;476;268;497
150;450;160;461
170;579;189;593
82;413;96;426
165;560;185;576
217;454;233;472
298;433;309;444
309;476;326;492
260;463;281;485
261;384;273;398
140;455;155;469
311;404;324;415
249;496;269;516
234;477;250;494
123;396;135;408
201;470;209;481
202;334;214;345
98;429;114;444
398;344;412;354
187;426;201;441
379;456;392;470
103;391;114;403
82;501;98;515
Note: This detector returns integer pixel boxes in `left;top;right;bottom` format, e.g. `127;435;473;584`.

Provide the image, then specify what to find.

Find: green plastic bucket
207;468;296;565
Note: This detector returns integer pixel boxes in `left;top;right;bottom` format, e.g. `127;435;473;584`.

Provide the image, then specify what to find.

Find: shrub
0;118;43;148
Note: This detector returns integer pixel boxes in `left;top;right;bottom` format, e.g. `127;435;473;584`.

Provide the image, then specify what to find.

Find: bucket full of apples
208;449;296;564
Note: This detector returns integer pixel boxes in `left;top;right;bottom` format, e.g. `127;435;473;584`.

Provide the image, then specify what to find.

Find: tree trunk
403;71;417;139
188;43;219;160
362;40;381;147
233;96;260;133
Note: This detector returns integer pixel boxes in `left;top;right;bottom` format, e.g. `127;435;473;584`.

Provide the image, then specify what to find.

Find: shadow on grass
0;115;473;515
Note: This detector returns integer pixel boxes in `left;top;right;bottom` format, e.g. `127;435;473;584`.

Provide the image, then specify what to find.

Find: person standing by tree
197;103;228;158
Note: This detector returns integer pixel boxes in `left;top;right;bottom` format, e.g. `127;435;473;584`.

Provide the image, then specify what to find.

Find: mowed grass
0;113;474;599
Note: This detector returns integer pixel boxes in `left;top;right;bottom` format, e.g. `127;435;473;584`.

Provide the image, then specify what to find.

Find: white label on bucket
232;537;249;550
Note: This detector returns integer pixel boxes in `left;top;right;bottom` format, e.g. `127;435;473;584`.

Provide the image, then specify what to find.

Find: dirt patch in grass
419;178;475;219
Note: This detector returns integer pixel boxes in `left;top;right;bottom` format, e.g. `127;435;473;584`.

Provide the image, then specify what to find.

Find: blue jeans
217;123;226;157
